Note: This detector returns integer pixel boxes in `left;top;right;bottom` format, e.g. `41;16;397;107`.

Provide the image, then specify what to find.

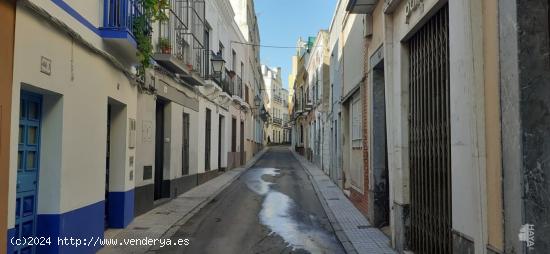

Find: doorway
371;57;389;228
240;121;244;164
182;113;190;175
14;91;42;254
154;99;166;200
218;115;225;170
231;118;237;152
105;99;127;228
408;5;451;253
205;108;211;171
105;105;111;228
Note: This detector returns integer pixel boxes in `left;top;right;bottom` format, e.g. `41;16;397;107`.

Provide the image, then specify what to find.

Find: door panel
205;109;211;171
15;92;42;254
182;113;189;175
154;100;165;200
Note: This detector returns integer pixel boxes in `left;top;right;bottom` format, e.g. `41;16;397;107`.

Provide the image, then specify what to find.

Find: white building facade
261;65;289;144
6;0;264;253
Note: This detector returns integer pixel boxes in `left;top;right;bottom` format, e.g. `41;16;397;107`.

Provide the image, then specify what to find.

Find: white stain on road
244;168;344;254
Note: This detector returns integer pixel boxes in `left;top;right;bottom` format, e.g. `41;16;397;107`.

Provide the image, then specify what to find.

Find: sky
255;0;337;89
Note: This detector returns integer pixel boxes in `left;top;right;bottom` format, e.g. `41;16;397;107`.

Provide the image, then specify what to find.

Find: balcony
293;100;304;118
100;0;149;57
272;117;283;126
346;0;377;14
153;0;207;86
273;95;283;104
179;0;207;86
232;75;243;99
153;0;189;74
217;68;232;95
304;101;313;111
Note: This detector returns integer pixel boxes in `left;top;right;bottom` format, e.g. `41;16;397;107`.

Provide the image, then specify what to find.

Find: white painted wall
9;5;138;229
449;0;487;252
385;0;489;251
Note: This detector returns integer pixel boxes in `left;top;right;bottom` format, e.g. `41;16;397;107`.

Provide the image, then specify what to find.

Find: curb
289;148;359;254
146;147;270;252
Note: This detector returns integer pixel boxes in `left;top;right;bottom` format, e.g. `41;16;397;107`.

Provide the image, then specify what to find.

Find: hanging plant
133;0;170;75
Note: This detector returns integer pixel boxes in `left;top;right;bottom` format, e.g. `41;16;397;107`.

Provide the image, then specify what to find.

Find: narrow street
3;0;547;253
156;146;345;254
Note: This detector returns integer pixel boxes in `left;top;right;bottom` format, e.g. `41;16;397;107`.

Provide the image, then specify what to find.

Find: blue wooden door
15;92;42;254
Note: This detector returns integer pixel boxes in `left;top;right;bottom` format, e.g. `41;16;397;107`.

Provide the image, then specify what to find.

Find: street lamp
210;51;225;77
254;95;261;108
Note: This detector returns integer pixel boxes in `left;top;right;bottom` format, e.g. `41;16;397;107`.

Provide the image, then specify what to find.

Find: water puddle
244;168;344;254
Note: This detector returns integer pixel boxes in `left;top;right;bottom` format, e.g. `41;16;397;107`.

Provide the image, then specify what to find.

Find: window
351;96;362;148
245;86;249;104
300;124;304;144
241;62;244;78
232;50;237;71
204;29;210;76
231;118;237;152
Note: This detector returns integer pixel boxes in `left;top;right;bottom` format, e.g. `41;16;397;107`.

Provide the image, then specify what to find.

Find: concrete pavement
99;146;396;254
290;148;396;254
99;147;269;254
151;146;345;254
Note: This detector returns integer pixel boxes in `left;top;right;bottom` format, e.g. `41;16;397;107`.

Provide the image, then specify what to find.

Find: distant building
261;65;289;144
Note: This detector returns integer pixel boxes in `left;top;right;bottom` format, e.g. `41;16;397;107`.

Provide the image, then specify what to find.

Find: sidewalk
290;149;396;254
99;148;269;254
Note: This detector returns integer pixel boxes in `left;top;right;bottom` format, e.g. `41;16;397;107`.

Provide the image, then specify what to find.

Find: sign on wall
40;56;51;75
405;0;424;24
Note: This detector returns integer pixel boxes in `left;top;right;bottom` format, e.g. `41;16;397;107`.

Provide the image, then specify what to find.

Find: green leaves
139;0;169;22
134;0;170;72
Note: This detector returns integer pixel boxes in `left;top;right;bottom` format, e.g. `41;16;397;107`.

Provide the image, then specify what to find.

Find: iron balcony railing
102;0;148;38
221;69;232;95
155;0;208;79
207;68;244;100
183;0;206;78
232;75;242;98
156;0;189;62
273;117;282;125
294;94;303;112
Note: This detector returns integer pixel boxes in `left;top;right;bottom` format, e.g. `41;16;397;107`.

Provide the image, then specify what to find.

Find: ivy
133;0;169;75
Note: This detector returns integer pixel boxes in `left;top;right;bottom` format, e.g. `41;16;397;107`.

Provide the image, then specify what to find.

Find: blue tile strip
34;201;105;254
50;0;137;47
108;189;135;228
7;228;16;254
50;0;100;36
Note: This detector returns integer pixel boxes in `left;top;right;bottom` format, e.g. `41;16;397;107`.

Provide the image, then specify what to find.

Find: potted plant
158;37;171;54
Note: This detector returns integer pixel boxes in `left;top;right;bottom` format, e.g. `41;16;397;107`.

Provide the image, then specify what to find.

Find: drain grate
133;227;150;230
357;225;371;229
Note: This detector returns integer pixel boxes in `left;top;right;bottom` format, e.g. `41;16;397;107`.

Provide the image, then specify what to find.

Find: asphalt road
155;146;345;254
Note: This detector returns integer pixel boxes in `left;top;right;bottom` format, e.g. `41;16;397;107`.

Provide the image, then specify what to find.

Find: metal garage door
408;4;451;254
